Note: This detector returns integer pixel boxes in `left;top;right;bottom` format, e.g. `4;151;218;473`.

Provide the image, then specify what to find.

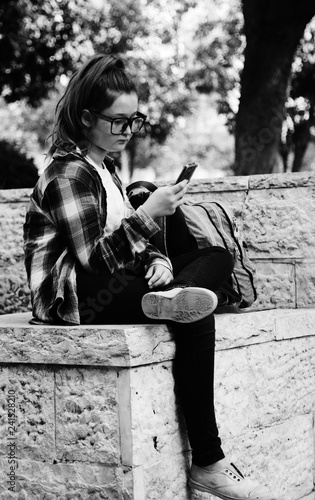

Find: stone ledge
2;172;314;205
0;308;314;367
215;307;315;349
0;309;314;500
0;188;32;203
0;312;173;368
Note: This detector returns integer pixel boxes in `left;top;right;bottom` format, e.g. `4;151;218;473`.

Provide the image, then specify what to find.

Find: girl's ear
81;109;93;128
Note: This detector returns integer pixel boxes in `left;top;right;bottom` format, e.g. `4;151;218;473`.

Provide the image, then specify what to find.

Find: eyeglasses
90;111;147;135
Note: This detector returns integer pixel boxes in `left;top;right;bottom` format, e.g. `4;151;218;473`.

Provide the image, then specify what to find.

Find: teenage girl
24;54;274;500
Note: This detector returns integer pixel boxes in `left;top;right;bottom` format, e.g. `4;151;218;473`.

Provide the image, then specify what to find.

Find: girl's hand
141;180;188;219
145;263;173;289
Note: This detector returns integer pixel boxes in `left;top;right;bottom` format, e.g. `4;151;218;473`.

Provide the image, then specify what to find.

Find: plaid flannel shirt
23;148;172;325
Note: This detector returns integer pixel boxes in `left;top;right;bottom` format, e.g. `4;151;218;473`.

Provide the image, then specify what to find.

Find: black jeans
77;245;234;466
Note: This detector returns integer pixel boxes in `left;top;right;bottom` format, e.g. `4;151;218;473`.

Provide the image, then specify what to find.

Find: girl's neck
86;149;106;169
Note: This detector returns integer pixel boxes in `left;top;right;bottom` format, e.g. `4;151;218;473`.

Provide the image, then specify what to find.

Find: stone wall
0;189;31;315
1;171;315;315
0;173;315;499
0;308;314;499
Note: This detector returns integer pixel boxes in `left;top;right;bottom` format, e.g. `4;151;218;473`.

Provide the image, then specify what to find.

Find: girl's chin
110;142;128;152
94;140;129;155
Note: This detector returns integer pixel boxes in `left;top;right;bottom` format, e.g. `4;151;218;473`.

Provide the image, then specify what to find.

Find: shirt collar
52;146;116;174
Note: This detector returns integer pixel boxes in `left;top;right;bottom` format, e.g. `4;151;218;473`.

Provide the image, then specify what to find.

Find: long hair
47;54;137;157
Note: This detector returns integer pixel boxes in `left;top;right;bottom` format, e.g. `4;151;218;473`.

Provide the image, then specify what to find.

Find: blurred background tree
283;20;315;173
0;0;315;186
234;0;315;175
0;0;197;182
0;139;38;188
187;0;315;175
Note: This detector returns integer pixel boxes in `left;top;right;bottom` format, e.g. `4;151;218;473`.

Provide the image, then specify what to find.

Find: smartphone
175;162;198;184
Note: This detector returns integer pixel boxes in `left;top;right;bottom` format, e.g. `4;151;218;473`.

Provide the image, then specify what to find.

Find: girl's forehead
103;93;138;115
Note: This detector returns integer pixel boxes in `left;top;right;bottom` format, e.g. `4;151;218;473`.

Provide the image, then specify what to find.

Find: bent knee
209;246;235;272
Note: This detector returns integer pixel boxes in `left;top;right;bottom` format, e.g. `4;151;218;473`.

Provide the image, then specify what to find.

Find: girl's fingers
148;268;172;288
147;268;162;287
148;275;162;287
145;267;154;279
173;180;188;194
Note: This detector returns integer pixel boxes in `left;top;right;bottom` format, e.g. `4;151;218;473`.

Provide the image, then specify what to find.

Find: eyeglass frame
90;110;147;135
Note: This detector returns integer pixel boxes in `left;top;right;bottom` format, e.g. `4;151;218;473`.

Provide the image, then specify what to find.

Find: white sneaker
189;463;276;500
141;287;218;323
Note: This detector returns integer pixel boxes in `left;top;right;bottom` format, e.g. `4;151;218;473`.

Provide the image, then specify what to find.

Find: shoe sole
189;477;275;500
141;287;218;323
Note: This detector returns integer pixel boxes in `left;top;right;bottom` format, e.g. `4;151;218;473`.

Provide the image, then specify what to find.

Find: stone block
186;191;247;213
117;363;191;497
248;171;315;190
0;457;126;499
119;362;190;500
215;336;315;436
0;263;31;315
0;366;55;462
188;177;250;194
234;415;314;500
216;308;276;348
274;308;315;340
251;260;295;310
215;307;313;348
248;336;315;424
243;185;315;259
123;363;189;467
215;345;251;437
55;367;121;464
0;313;174;367
0;204;27;266
296;261;315;308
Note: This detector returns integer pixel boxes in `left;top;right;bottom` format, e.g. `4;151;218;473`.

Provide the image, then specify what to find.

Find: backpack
126;182;257;309
180;201;257;308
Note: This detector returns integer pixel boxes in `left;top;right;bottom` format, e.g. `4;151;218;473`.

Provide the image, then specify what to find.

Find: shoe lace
230;463;245;479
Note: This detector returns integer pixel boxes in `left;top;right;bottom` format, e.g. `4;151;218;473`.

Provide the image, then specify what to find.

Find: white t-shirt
86;156;127;236
85;155;173;275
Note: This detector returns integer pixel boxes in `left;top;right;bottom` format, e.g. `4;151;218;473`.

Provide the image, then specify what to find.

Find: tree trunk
234;0;315;175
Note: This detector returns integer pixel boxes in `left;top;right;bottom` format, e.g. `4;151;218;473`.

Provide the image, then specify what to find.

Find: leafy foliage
1;0;315;176
0;0;196;147
94;0;197;145
185;0;244;132
0;0;118;105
